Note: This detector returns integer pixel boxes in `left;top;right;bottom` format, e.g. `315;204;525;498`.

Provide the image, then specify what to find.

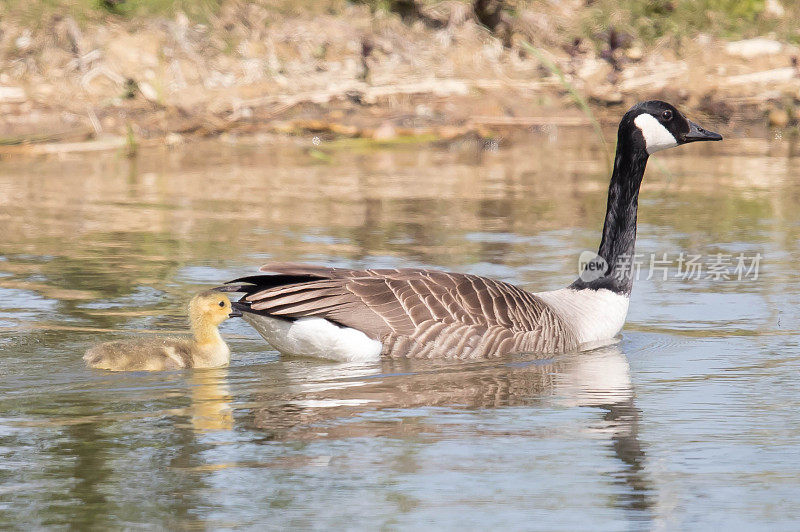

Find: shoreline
1;3;798;153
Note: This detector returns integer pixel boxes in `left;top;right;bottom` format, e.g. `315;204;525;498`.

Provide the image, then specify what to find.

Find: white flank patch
634;113;677;154
534;288;629;348
242;314;382;362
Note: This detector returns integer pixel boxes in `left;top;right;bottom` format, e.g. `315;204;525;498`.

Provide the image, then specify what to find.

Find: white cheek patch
634;113;678;154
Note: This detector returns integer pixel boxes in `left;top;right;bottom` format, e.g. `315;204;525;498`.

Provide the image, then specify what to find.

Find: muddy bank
0;2;798;153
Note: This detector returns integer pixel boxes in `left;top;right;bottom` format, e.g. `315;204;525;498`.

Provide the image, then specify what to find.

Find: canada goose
84;291;241;371
220;101;722;361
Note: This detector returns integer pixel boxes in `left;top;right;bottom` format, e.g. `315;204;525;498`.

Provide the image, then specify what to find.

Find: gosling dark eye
218;301;225;307
661;110;673;121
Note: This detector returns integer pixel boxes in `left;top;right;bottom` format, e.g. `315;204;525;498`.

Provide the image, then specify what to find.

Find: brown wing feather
238;263;579;358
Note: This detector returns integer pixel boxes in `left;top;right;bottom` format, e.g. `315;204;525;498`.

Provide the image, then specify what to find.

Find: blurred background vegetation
0;0;797;146
582;0;797;43
2;0;797;41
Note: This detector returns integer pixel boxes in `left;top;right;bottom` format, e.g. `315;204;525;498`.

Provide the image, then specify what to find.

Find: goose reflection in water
243;345;653;518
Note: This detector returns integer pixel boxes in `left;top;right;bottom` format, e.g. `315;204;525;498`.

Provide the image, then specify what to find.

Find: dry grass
0;0;797;145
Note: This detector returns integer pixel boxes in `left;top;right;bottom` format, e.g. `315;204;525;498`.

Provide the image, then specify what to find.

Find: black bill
683;120;723;143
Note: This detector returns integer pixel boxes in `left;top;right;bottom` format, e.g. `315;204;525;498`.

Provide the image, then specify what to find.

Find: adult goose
220;101;721;361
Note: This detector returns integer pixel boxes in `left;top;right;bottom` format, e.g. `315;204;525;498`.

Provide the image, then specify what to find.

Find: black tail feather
217;273;332;321
231;299;296;322
218;274;326;293
231;300;252;312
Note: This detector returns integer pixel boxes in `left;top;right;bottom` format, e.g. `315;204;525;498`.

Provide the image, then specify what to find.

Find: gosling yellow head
84;289;240;372
189;290;238;331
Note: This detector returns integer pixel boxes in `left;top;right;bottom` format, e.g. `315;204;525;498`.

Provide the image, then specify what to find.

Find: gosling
84;291;240;371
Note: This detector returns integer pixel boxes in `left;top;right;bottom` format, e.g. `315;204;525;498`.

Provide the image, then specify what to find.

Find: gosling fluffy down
84;291;239;371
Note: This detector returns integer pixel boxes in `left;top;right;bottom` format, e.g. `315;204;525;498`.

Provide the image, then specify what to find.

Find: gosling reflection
187;368;233;432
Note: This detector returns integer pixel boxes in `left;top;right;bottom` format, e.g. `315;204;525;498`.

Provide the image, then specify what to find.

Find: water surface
1;131;798;529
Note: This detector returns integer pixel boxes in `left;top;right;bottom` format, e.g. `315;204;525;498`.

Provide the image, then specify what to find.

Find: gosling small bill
84;291;241;371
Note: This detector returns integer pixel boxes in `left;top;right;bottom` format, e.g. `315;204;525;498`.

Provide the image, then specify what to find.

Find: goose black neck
571;135;649;295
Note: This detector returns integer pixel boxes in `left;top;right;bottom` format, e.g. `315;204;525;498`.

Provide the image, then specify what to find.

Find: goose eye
218;301;225;307
661;110;673;121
